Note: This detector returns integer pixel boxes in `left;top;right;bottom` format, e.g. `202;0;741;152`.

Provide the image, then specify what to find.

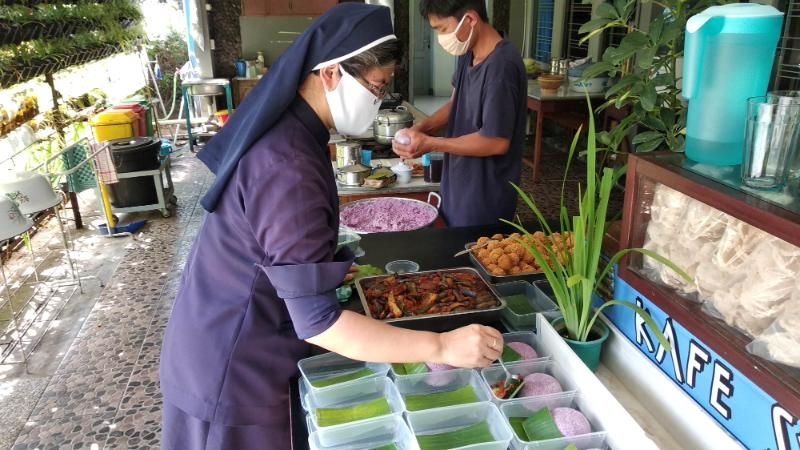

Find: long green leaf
597;247;692;291
586;301;670;351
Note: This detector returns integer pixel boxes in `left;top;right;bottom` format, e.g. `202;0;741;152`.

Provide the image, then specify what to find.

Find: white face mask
437;15;473;56
325;66;382;136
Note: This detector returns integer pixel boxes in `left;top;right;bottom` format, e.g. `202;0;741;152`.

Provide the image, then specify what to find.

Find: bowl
0;196;33;241
569;76;609;93
385;260;419;274
0;170;61;215
538;75;564;91
390;163;413;185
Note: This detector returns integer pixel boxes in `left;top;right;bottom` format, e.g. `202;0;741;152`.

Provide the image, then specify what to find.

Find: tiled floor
0;127;619;448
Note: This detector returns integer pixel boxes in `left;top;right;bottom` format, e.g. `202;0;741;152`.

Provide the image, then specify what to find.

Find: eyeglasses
358;77;387;99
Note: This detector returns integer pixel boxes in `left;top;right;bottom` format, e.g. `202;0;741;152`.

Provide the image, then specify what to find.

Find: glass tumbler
742;96;800;189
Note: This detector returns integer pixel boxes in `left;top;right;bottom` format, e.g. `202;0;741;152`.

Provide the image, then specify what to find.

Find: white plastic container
298;352;390;404
500;392;608;450
307;414;418;450
498;331;551;363
481;360;576;405
306;377;405;444
406;402;513;450
394;368;492;412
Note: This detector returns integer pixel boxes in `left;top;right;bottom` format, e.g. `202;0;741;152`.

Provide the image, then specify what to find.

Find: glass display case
617;153;800;425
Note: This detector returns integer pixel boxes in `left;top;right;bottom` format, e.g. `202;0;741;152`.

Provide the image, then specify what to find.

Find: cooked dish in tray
359;270;500;320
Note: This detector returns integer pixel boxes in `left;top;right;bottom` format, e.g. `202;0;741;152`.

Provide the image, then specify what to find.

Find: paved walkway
1;151;210;449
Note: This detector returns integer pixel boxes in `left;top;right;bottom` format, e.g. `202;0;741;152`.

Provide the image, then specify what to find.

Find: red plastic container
113;104;146;137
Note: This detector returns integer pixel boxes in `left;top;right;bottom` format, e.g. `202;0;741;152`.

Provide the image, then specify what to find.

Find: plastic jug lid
698;3;782;19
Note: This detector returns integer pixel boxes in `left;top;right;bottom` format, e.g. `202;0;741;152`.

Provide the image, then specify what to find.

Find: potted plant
503;101;691;370
576;0;726;154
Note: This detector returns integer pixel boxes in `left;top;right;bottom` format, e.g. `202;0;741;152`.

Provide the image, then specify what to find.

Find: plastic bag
713;220;769;273
681;200;728;242
747;280;800;368
705;237;800;337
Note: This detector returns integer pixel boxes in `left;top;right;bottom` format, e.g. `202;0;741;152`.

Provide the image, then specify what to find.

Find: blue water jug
683;4;784;166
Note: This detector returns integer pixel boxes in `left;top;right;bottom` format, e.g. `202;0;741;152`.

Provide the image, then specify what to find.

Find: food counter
610;153;800;449
289;224;736;450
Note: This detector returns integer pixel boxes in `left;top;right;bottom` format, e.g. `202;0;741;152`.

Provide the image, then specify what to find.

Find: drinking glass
742;96;800;189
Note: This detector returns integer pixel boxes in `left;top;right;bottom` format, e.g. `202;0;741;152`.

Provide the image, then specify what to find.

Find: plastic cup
361;149;373;167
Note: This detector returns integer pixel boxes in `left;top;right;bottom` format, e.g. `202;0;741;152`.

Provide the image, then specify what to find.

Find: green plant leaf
640;84;658;111
596;3;619;20
632;131;663;145
597;131;612;145
641;115;666;131
567;274;585;288
605;75;639;98
586;301;670;351
636;137;664;152
649;15;665;43
581;61;616;80
637;47;657;70
620;31;649;50
579;18;613;35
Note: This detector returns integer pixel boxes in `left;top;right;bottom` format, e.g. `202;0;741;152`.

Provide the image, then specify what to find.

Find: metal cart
108;155;177;218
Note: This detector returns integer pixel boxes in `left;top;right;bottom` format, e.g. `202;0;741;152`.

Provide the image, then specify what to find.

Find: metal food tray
465;242;547;284
355;267;506;332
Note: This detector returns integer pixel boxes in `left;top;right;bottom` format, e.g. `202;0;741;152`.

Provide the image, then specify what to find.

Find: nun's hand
437;324;504;368
392;129;430;159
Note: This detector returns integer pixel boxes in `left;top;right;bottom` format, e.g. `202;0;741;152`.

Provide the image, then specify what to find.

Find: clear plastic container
495;281;561;330
394;368;492;412
500;392;608;450
481;360;576;405
498;331;550;363
385;260;420;274
298;352;390;404
406;402;513;450
337;231;362;254
306;377;405;439
308;414;417;450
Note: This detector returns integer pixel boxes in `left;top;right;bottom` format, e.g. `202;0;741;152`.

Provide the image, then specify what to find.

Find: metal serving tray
464;242;547;284
355;267;506;332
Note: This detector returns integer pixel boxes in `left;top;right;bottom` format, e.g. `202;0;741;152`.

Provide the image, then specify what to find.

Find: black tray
355;267;506;332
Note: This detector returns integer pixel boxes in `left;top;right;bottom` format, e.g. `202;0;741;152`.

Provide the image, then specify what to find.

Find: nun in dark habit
159;4;503;448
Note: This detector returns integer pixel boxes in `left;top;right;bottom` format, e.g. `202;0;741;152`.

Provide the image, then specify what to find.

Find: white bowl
0;196;33;241
569;77;609;93
0;171;61;215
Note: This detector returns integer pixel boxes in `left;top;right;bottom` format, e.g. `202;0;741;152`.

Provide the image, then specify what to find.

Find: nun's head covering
197;3;395;211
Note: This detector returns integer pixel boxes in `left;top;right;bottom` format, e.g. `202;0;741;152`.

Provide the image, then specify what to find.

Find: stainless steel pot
336;141;362;168
336;164;372;186
373;106;414;144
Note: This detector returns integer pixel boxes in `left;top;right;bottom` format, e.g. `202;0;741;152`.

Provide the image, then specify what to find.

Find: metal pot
373;106;414;144
336;164;372;186
336;141;362;168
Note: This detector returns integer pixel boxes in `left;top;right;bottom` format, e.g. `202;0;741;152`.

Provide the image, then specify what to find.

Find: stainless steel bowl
336;164;371;186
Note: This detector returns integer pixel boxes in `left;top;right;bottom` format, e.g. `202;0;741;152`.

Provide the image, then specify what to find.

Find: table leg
533;111;544;182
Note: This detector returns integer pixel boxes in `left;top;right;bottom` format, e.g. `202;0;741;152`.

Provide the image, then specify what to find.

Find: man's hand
393;128;432;159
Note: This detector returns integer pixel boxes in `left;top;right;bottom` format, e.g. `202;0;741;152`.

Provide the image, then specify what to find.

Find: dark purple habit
440;39;527;227
160;98;352;448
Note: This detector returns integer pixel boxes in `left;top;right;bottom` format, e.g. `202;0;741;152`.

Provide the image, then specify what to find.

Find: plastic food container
306;377;404;439
495;281;561;330
500;392;608;450
308;414;417;450
298;352;390;404
385;259;420;274
406;402;513;450
497;331;550;364
481;360;575;405
394;368;492;412
336;231;362;254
